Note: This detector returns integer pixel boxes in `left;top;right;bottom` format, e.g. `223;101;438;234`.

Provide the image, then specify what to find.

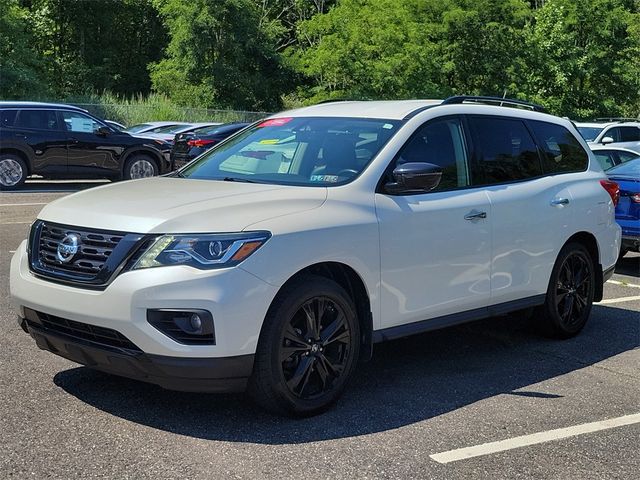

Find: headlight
132;231;271;270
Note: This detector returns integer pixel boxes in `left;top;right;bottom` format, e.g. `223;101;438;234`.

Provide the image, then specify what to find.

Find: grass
56;92;271;127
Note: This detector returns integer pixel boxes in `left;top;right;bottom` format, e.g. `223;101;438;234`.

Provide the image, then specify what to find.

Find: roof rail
441;96;546;113
593;117;639;123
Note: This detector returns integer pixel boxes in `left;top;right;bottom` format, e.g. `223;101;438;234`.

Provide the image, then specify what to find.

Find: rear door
467;116;591;306
12;109;67;175
376;116;492;328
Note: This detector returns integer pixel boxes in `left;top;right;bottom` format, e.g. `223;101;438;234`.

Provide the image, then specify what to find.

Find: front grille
29;221;146;289
27;310;142;352
38;223;125;278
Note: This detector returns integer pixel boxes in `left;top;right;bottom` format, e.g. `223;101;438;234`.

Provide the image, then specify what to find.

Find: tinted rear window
468;116;543;185
528;121;588;174
0;109;17;127
14;109;60;130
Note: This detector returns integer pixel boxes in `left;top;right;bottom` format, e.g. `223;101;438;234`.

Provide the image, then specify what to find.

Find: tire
249;274;361;416
123;154;158;180
536;242;595;339
0;154;28;190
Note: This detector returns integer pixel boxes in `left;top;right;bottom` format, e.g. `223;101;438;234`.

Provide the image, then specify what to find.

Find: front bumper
20;313;253;392
10;240;279;359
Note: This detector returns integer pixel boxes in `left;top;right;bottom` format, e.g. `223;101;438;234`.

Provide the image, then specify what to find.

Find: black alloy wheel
555;252;592;329
279;296;352;399
249;275;360;416
537;242;595;338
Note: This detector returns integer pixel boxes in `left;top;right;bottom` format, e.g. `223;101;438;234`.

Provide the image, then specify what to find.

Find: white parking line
607;280;640;289
0;202;47;207
0;221;32;225
596;296;640;305
430;413;640;464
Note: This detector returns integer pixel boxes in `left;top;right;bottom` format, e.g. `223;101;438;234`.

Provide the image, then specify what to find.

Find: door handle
464;211;487;221
68;138;79;144
550;198;570;206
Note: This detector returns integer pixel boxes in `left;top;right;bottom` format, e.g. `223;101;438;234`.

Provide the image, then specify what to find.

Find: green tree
150;0;286;110
439;0;531;96
288;0;452;103
29;0;166;98
0;0;48;98
522;0;640;118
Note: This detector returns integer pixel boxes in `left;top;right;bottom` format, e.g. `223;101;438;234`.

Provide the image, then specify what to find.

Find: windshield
180;117;401;186
154;124;193;134
125;123;153;133
192;123;244;135
577;126;604;141
607;158;640;177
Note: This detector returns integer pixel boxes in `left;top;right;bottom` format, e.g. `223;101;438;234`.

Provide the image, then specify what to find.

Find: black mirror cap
96;126;111;136
385;162;443;194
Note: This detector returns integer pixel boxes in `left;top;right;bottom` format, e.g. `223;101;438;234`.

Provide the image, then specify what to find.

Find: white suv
10;96;622;416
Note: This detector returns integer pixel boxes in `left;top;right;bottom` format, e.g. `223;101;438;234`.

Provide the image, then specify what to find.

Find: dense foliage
1;0;639;119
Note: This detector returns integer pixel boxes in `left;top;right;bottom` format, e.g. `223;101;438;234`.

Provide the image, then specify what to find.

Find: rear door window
467;116;542;185
528;121;588;174
14;109;60;131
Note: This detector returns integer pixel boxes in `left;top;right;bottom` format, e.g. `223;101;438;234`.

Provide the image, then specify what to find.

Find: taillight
600;179;620;206
630;193;640;203
187;139;216;148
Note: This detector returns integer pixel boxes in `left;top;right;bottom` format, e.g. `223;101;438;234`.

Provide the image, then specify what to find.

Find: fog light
189;313;202;332
146;309;215;345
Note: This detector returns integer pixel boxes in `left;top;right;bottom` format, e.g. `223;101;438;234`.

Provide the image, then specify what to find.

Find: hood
38;177;327;234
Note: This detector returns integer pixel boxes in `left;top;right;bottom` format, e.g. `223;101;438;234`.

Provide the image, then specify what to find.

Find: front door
376;116;492;329
58;110;123;176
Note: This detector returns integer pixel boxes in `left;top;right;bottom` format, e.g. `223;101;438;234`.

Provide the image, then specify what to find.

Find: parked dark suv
0;102;172;189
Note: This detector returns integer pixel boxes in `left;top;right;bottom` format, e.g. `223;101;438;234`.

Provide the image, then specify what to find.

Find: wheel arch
120;147;163;176
563;231;603;302
269;262;374;362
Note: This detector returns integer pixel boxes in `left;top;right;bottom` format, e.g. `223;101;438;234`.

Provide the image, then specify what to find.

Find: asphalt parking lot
1;181;639;479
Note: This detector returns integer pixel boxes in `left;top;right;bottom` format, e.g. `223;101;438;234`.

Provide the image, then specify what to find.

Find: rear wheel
124;154;158;180
249;275;360;416
0;154;27;190
537;242;595;339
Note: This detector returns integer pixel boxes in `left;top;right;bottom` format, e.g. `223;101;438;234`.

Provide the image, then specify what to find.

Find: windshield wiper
220;176;260;183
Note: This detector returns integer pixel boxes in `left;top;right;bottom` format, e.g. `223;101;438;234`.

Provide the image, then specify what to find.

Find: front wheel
536;242;595;339
249;275;360;416
123;154;158;180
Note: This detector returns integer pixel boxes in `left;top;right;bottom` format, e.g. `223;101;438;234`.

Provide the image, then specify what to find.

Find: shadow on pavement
54;305;639;445
615;253;639;278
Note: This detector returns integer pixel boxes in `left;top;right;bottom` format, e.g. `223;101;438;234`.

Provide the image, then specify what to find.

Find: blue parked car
607;158;640;257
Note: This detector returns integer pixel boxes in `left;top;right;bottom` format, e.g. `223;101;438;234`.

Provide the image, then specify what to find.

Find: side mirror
96;126;111;136
385;162;442;194
601;136;614;145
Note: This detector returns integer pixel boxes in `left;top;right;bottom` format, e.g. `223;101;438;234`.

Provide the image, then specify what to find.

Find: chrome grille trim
29;220;147;289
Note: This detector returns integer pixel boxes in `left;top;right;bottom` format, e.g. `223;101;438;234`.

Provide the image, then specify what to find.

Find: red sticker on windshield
257;117;293;127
